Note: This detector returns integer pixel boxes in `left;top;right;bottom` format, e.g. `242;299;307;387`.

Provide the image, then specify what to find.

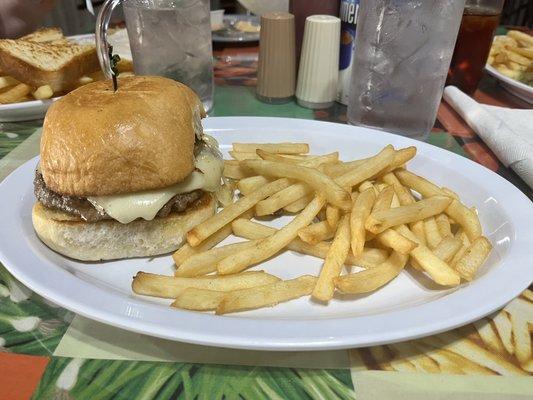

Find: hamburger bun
40;75;206;196
32;193;216;261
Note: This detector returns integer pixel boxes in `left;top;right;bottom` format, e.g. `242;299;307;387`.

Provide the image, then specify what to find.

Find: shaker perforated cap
296;15;341;109
256;12;296;103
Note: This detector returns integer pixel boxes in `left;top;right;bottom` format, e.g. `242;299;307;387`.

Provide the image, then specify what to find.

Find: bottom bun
32;193;216;261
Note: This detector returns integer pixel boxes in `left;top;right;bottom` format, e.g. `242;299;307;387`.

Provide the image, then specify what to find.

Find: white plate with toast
0;32;131;122
0;117;532;350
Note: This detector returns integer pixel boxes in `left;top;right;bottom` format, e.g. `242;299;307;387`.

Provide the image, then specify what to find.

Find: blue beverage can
337;0;359;105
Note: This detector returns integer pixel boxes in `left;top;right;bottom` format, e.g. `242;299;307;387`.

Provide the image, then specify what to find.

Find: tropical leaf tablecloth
0;55;532;400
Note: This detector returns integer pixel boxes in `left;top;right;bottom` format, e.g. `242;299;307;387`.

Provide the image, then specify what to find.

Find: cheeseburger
32;76;223;261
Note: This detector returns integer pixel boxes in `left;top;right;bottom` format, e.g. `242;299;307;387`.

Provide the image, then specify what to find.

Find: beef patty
34;171;203;222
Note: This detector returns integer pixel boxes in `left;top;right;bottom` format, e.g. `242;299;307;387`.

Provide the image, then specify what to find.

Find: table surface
0;48;531;400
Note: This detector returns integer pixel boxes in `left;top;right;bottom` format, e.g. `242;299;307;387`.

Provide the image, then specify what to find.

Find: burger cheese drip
87;135;223;224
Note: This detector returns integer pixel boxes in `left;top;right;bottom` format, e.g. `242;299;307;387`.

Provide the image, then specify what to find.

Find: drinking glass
96;0;214;112
347;0;466;141
446;0;505;95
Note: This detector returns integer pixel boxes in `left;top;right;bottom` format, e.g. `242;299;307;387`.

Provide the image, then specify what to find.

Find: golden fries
335;251;408;294
132;271;280;298
32;84;53;100
172;287;227;311
298;221;335;245
187;178;291;246
350;188;375;257
233;142;309;154
133;141;493;315
230;218;388;268
312;215;351;302
242;160;351;209
489;31;533;85
0;83;32;104
216;275;317;314
255;182;309;216
236;175;271;195
217;194;326;274
375;229;418;255
0;76;19;89
453;236;492;281
366;196;452;234
173;224;232;266
176;239;261;277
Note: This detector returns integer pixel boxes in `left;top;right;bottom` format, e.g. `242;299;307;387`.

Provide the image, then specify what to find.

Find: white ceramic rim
0;117;532;351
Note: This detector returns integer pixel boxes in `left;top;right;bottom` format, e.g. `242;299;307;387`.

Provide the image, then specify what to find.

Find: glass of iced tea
446;0;505;94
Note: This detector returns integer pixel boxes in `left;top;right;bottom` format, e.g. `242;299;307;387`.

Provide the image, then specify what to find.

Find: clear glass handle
96;0;122;79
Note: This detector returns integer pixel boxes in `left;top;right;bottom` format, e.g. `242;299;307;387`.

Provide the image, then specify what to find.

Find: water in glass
347;0;465;140
124;0;214;112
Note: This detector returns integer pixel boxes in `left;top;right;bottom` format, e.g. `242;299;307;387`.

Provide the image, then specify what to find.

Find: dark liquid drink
446;7;501;94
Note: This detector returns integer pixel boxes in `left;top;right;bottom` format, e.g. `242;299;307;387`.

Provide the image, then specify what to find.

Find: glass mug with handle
96;0;214;112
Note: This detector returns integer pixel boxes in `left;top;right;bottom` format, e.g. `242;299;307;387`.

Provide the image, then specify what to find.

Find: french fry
436;214;452;238
216;275;317;314
375;229;418;255
236;175;271;195
257;149;339;168
508;45;533;59
326;205;341;229
380;146;417;175
176;239;261;277
424;217;442;249
228;151;261;160
312;215;351;302
223;160;254;179
372;186;394;212
76;76;94;87
233;142;309;154
445;199;482;241
381;172;401;186
132;271;280;298
284;194;313;213
230;218;388;268
453;236;492;281
0;76;19;89
507;300;532;365
32;84;53;100
255;182;309;216
507;30;533;47
217;194;326;274
365;196;452;234
0;83;32;104
173;224;232;266
241;160;351;209
187;178;291;246
396;225;460;286
334;251;408;294
298;220;335;244
392;183;426;245
432;236;462;262
171;287;226;311
335;145;395;189
359;180;377;194
350;188;376;257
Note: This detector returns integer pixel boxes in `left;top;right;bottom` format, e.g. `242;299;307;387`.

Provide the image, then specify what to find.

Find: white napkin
443;86;533;188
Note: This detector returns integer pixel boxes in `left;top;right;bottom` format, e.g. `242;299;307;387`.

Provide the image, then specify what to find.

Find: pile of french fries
132;142;493;315
488;30;533;86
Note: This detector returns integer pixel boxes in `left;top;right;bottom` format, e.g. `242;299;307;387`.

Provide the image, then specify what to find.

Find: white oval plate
485;64;533;104
0;117;532;351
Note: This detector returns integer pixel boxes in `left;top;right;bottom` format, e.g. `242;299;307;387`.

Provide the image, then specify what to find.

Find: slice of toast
0;40;100;92
20;27;64;43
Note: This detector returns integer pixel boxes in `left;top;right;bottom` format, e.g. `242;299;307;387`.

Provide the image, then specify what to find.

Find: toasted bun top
40;75;205;196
